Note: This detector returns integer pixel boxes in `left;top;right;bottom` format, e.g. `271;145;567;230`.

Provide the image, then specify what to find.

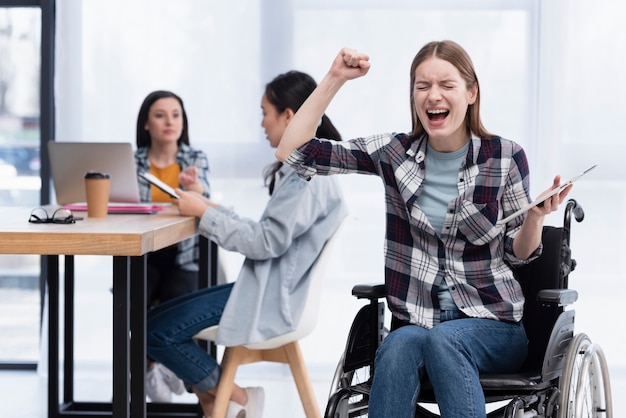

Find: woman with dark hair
145;71;347;418
276;41;572;417
134;90;211;402
262;71;341;194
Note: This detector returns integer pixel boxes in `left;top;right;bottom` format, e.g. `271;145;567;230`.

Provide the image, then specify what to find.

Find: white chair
194;215;349;418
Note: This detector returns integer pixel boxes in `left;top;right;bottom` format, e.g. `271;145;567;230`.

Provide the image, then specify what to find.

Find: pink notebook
64;202;170;214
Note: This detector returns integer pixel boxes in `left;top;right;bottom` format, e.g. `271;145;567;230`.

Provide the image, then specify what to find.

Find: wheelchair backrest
514;225;570;373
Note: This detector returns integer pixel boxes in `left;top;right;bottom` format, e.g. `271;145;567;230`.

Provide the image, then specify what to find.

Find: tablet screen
139;172;180;199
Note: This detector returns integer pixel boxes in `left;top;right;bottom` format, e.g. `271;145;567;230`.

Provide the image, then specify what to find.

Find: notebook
48;141;168;213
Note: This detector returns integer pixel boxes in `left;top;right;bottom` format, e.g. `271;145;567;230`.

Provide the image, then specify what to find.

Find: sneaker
204;400;245;418
243;387;265;418
146;364;171;403
225;400;246;418
157;363;186;395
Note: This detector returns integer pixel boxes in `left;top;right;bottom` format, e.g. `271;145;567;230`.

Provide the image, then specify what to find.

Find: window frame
0;0;55;370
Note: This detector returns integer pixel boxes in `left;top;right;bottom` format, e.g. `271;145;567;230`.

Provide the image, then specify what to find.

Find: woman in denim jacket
146;72;348;418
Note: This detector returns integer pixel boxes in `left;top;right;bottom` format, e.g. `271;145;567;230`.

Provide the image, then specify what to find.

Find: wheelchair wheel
329;351;372;395
326;351;372;417
326;299;388;417
326;387;370;418
558;333;613;418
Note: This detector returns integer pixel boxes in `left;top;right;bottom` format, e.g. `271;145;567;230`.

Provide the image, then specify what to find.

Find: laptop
48;141;167;213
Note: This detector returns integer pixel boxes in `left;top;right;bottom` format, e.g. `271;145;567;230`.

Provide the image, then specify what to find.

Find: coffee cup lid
84;171;111;179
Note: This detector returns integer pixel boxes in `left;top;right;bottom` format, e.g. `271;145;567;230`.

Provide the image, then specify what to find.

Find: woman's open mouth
427;109;449;121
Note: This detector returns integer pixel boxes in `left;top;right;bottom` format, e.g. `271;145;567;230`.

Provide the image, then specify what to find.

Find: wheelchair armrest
352;283;386;300
537;288;578;306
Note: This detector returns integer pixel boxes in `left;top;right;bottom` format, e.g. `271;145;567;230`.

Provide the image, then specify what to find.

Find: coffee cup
84;171;111;218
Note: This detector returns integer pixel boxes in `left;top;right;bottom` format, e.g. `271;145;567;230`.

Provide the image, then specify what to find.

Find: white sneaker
243;387;265;418
145;365;171;403
225;400;246;418
157;363;186;395
204;400;245;418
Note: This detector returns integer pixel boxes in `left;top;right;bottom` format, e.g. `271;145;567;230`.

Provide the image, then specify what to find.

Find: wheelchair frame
326;199;612;418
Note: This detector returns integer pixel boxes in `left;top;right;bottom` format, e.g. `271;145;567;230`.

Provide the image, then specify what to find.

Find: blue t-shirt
417;142;468;311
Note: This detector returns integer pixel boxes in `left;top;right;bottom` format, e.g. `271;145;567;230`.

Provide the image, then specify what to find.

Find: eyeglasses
29;207;83;224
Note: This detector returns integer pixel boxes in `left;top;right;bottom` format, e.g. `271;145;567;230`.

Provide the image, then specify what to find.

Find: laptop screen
48;141;141;205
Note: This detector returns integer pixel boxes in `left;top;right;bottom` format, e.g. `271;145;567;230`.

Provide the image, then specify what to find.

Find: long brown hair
409;40;492;139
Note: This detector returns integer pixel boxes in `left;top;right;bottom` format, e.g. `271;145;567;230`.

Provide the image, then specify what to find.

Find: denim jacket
197;164;347;346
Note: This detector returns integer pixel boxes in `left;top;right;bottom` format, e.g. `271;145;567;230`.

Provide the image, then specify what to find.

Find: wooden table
0;206;217;417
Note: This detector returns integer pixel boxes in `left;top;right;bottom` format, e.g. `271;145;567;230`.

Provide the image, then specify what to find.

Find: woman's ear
468;85;478;105
284;108;295;123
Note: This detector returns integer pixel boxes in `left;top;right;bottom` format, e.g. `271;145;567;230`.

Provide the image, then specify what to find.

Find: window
0;7;41;205
0;4;42;367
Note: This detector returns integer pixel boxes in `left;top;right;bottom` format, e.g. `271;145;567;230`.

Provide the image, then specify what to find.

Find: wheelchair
326;199;612;418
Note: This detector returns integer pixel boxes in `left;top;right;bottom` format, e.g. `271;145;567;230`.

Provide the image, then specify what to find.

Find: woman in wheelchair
276;41;573;418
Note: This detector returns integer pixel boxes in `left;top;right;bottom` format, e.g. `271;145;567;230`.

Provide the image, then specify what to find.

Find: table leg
109;247;212;418
47;255;59;418
63;256;75;404
38;242;203;416
112;256;131;418
130;255;147;418
198;238;219;359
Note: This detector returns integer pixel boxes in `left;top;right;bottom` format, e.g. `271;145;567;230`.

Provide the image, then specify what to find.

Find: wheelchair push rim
558;333;613;418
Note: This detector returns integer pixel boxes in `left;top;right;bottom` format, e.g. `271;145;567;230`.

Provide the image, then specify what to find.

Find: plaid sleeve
501;142;541;265
284;134;394;179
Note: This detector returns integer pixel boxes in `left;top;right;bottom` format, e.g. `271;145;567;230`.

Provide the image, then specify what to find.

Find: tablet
498;164;597;225
139;172;180;199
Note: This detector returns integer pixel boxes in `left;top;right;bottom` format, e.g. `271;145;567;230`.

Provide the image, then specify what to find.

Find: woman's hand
179;166;204;194
173;188;214;218
276;47;370;162
528;175;572;221
513;175;573;259
330;48;371;81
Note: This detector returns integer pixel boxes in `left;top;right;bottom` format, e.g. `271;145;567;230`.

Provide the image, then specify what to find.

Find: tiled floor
1;176;625;417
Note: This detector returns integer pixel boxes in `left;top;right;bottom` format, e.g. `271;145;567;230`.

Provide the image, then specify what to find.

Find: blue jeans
368;310;528;418
146;283;234;392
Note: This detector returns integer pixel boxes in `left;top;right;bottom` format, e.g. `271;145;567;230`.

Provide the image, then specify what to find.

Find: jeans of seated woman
146;283;234;392
368;311;528;418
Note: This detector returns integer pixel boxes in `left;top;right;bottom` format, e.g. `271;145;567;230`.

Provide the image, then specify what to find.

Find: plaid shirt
285;133;540;328
135;143;211;271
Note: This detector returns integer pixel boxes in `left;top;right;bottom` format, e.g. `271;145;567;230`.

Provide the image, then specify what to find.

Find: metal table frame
46;238;219;417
